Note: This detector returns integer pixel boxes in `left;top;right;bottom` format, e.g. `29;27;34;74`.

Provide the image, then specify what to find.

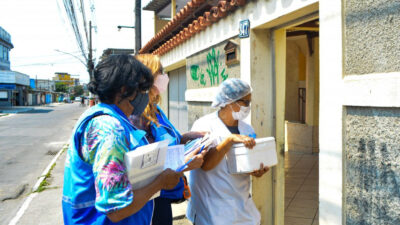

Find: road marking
7;144;67;225
7;193;38;225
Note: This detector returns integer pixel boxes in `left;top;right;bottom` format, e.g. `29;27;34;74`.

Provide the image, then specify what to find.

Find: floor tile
285;207;317;219
285;183;302;191
303;180;318;186
294;191;318;200
299;184;318;192
285;216;313;225
285;197;292;209
285;190;297;198
286;186;301;192
289;199;318;209
286;177;306;184
285;151;319;225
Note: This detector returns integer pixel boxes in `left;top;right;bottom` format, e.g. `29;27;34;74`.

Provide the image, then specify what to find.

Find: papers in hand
124;140;169;200
226;137;277;174
184;133;216;157
164;145;185;171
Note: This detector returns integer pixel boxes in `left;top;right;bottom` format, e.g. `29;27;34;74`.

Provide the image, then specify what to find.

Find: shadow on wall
281;0;294;8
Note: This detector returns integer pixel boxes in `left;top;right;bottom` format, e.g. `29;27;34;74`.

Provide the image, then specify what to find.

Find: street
0;102;87;225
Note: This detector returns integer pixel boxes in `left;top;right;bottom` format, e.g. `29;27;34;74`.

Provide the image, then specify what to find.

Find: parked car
74;97;81;102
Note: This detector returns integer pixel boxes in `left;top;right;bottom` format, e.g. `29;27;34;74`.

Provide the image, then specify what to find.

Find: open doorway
283;19;319;225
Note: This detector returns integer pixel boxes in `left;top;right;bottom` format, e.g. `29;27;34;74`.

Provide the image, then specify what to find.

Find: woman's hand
229;134;256;149
183;147;207;171
250;163;270;178
181;131;209;144
158;169;182;190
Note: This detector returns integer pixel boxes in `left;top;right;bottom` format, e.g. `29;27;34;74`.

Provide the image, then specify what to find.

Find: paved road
0;103;87;225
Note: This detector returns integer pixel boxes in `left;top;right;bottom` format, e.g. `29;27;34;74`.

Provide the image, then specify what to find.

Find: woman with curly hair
131;54;206;225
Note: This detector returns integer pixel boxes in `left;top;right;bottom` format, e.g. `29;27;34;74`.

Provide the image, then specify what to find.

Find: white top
186;111;261;225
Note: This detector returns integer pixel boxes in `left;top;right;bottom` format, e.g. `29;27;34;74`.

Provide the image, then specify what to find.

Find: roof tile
140;0;248;55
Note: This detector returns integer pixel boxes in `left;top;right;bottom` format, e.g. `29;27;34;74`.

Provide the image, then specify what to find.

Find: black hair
88;54;153;103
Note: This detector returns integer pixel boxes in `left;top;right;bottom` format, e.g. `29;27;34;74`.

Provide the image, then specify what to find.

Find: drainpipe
135;0;141;54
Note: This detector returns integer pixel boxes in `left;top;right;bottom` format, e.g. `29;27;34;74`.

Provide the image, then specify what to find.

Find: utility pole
88;21;94;81
135;0;141;54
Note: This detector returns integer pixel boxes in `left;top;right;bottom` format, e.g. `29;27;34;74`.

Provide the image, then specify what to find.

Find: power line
13;59;84;67
80;0;89;45
62;0;87;62
12;50;84;60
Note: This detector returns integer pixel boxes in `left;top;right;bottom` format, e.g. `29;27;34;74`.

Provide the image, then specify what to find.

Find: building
36;79;56;92
0;26;12;71
140;0;400;224
0;26;30;106
100;48;135;61
53;72;77;86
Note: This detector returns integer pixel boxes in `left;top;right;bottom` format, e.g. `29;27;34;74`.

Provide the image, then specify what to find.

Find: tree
73;85;84;96
55;83;68;93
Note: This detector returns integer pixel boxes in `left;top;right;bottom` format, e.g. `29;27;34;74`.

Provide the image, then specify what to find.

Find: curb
8;144;68;225
32;144;67;192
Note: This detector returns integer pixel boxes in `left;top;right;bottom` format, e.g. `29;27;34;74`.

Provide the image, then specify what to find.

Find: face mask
231;104;251;120
130;92;149;115
153;73;169;94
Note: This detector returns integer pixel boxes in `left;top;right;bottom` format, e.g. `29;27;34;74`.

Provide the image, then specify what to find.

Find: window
0;91;8;99
5;48;9;61
0;45;3;60
2;46;6;60
224;40;239;66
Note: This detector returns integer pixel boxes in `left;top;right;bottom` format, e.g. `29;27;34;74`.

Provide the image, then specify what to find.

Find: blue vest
150;106;184;199
62;103;153;225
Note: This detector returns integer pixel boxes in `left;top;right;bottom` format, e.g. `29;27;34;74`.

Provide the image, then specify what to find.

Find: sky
0;0;151;84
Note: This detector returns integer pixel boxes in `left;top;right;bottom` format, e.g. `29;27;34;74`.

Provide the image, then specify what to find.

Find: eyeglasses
236;99;251;106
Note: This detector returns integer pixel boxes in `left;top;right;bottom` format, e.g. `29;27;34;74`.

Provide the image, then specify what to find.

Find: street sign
239;19;250;38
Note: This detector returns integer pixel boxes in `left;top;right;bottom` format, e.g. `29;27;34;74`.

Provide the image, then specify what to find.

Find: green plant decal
190;65;200;81
190;65;206;86
190;48;229;86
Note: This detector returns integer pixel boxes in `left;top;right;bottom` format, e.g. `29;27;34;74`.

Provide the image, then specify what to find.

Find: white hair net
211;78;252;108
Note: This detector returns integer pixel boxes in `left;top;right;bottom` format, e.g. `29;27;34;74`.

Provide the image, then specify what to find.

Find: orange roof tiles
142;0;249;56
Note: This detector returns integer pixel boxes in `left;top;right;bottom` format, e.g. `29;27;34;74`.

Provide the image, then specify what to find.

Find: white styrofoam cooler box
226;137;277;174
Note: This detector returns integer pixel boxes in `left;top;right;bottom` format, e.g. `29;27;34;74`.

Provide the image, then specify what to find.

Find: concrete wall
343;1;400;224
158;1;319;224
319;0;400;224
160;0;319;68
187;101;215;130
345;107;400;224
186;39;240;89
185;39;241;129
319;0;344;224
285;37;308;122
285;121;313;153
342;2;400;224
285;37;319;153
344;1;400;75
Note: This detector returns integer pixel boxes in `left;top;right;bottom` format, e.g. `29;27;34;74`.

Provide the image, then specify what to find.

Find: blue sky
0;0;141;83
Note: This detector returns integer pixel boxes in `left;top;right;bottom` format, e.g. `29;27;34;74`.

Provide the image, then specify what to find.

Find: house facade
140;0;400;224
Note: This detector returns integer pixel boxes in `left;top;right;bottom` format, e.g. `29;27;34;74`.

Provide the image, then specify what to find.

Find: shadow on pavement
20;109;53;114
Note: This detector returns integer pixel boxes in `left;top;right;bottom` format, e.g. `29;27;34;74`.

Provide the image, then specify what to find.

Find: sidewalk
0;106;34;114
0;103;66;114
12;147;192;225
